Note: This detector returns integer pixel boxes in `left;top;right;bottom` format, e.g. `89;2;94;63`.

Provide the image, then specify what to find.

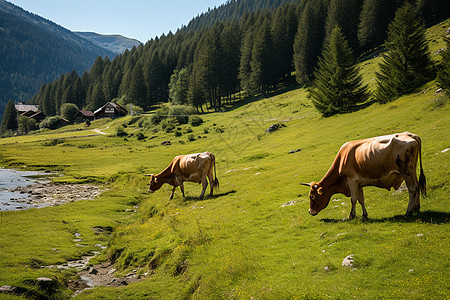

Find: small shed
94;102;128;119
74;110;95;123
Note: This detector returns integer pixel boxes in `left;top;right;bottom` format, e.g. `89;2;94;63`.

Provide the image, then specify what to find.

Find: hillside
0;0;114;115
0;43;448;298
75;32;142;54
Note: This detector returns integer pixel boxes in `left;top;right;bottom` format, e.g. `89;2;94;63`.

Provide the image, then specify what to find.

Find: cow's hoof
362;215;369;221
348;214;356;220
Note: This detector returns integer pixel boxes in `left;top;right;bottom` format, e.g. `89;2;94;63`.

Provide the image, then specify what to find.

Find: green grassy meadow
0;21;449;300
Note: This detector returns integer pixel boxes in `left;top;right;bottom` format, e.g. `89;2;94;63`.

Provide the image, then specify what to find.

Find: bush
161;118;177;133
116;126;128;137
60;103;79;123
136;132;146;140
187;134;196;141
189;115;204;127
151;105;196;125
39;116;63;130
174;130;182;137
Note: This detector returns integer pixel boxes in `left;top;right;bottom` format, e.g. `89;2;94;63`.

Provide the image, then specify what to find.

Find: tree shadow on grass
182;190;237;202
321;210;449;225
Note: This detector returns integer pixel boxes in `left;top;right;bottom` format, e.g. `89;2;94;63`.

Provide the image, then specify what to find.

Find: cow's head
145;174;163;193
300;182;330;216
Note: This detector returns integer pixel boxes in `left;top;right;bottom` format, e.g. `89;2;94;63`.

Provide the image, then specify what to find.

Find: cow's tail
211;153;219;190
414;134;427;198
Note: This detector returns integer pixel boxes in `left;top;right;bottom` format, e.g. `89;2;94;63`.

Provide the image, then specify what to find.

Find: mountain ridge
75;31;142;54
0;0;114;115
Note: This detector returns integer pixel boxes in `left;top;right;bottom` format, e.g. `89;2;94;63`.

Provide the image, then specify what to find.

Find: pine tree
250;19;275;94
357;0;398;52
1;99;18;133
310;26;370;117
325;0;363;54
436;37;450;94
293;0;328;85
375;3;435;104
128;63;147;107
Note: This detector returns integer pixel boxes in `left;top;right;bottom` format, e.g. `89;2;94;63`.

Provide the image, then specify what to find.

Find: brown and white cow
145;152;219;200
301;132;426;219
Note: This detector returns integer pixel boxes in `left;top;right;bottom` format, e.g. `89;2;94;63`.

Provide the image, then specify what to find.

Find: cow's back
338;132;419;180
172;152;212;183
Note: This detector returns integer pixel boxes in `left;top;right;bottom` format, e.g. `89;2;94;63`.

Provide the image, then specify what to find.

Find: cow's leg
169;186;176;200
207;171;214;197
348;180;359;219
179;181;186;198
358;187;368;219
199;176;208;199
404;173;420;216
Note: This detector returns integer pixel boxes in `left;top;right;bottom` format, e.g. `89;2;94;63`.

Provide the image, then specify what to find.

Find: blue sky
9;0;226;43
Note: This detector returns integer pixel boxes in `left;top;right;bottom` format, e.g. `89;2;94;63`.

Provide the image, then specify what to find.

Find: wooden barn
74;110;95;123
94;102;128;119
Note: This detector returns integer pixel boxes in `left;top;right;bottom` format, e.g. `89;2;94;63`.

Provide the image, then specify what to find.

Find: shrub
116;126;128;137
136;132;146;140
174;130;182;137
189;115;204;127
161;118;178;133
60;103;79;123
39;116;63;130
187;134;195;141
151;105;196;125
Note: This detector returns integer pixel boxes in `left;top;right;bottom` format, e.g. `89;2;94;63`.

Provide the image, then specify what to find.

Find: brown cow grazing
301;132;426;219
145;152;219;200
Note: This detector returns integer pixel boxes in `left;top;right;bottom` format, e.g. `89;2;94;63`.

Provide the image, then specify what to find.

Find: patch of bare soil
71;263;146;292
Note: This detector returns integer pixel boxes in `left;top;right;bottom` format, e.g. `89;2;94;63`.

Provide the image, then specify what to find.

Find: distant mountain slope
0;0;114;115
76;32;141;54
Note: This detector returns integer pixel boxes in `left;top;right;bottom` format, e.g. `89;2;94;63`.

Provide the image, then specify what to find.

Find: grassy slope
0;20;448;300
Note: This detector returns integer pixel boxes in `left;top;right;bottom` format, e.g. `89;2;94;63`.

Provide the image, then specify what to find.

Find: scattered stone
36;277;54;289
281;200;298;207
342;254;355;268
265;124;281;133
416;233;424;237
324;266;331;272
409;269;414;273
288;148;301;154
89;268;98;275
0;285;17;294
442;148;450;153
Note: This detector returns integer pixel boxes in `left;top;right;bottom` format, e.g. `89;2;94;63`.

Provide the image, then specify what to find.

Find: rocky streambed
8;182;103;209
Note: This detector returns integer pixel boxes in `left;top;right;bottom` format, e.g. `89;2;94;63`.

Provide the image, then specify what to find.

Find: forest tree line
30;0;449;116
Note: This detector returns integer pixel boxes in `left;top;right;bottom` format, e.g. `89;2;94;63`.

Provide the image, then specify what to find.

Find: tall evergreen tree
293;0;328;85
1;99;18;133
169;68;190;105
310;26;370;116
128;63;147;107
375;3;435;103
357;0;399;52
325;0;363;53
436;37;450;94
239;31;255;95
250;19;276;94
